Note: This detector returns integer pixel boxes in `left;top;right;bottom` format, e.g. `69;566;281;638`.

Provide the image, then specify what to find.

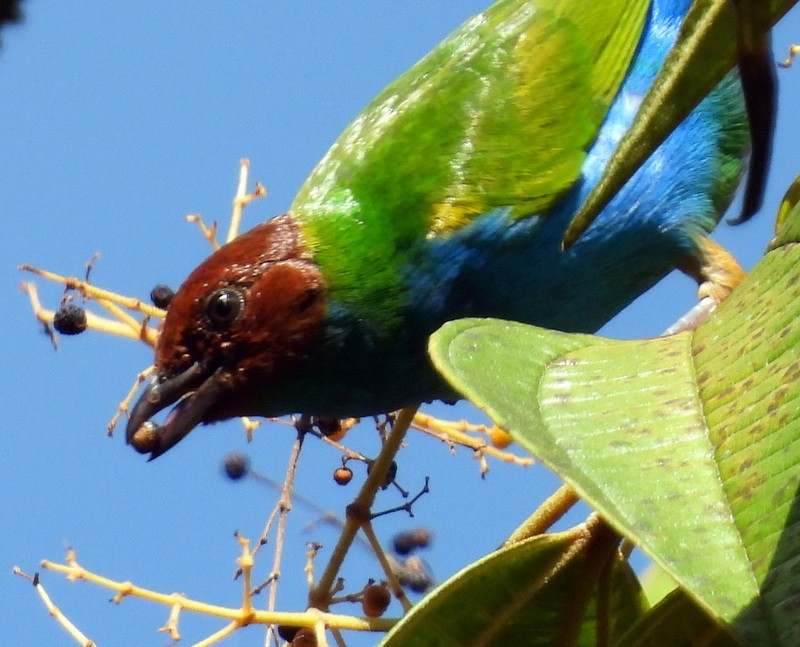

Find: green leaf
691;240;800;645
638;562;678;606
380;529;647;647
431;322;756;624
771;174;800;248
429;213;800;644
617;589;741;647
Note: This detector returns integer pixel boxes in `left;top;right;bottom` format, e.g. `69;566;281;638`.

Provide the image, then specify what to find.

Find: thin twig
19;265;165;318
35;550;397;632
195;620;243;647
308;608;330;647
661;297;716;335
20;282;158;344
228;159;250;244
186;213;221;250
412;413;533;468
236;534;256;622
13;568;97;647
313;430;369;463
360;523;413;613
158;595;184;641
227;158;267;244
370;477;430;519
93;296;155;344
107;365;156;436
266;431;306;614
778;43;800;67
304;542;323;590
330;628;349;647
310;405;419;610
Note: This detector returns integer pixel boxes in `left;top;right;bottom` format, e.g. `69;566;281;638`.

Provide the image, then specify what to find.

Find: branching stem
310;405;419;609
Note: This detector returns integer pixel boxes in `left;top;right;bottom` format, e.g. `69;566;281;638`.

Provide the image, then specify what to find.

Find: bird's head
126;215;326;459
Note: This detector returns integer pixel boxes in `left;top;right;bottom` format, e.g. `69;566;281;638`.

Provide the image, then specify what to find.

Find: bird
127;0;750;459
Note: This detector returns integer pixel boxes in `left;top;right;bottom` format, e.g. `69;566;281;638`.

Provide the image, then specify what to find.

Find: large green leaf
380;529;647;647
429;215;800;644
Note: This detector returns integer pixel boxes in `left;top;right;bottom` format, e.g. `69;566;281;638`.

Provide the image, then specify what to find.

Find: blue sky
4;3;800;646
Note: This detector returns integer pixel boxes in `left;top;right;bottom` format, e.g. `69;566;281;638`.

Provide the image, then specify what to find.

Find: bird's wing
291;0;650;240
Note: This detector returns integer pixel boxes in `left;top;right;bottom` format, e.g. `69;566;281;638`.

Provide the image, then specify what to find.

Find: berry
315;418;346;442
489;425;513;449
392;527;433;555
52;304;87;335
150;284;175;309
361;583;391;617
292;627;317;646
398;568;434;593
367;460;397;490
277;624;299;642
395;555;435;593
333;466;353;486
223;452;250;480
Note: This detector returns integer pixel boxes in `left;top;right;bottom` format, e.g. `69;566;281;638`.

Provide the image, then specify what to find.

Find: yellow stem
19;265;165;317
311;406;418;608
39;557;396;631
361;522;413;612
186;213;221;250
412;416;533;467
21;282;158;343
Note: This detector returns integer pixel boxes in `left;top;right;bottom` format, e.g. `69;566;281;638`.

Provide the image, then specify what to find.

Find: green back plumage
291;0;650;332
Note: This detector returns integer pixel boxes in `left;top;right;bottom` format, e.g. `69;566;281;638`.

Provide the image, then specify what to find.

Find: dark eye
204;288;244;330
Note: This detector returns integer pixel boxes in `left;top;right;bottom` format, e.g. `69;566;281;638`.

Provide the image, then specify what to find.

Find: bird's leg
668;237;746;334
694;237;747;304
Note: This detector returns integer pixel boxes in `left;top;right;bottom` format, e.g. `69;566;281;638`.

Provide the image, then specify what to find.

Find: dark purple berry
277;625;299;642
392;527;433;555
396;555;435;593
399;568;434;593
150;284;175;309
292;627;317;646
367;460;397;490
223;452;250;480
52;304;87;335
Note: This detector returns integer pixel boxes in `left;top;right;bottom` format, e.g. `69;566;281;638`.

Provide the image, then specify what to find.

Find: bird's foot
662;297;716;335
667;238;745;335
693;237;746;304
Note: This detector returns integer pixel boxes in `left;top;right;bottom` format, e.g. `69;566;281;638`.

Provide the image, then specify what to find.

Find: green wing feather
290;0;650;330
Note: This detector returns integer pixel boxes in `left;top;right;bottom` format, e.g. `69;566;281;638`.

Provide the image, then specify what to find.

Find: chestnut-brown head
126;215;326;459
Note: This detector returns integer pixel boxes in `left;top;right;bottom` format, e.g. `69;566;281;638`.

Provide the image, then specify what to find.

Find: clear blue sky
4;3;800;645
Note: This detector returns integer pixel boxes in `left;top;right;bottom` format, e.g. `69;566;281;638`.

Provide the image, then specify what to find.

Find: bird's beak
126;361;225;460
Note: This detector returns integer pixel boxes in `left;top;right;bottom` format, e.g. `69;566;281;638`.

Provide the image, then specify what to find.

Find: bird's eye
204;288;244;330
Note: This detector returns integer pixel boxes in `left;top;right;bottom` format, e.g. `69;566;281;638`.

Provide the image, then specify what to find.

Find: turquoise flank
266;0;748;418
